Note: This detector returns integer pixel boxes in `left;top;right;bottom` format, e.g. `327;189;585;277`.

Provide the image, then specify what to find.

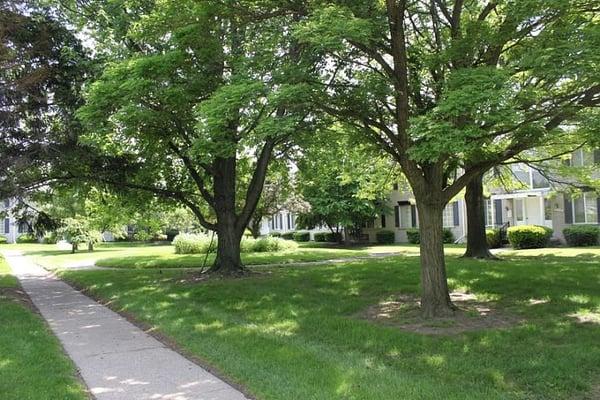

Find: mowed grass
0;256;88;400
58;248;600;400
8;242;372;270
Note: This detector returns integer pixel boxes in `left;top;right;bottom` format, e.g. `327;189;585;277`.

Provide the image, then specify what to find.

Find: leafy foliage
508;225;553;249
563;226;600;247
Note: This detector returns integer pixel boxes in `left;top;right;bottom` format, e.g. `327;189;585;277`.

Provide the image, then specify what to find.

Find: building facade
262;149;599;244
0;198;31;243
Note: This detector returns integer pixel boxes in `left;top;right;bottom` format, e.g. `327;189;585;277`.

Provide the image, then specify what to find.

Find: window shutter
410;205;417;227
452;202;460;226
597;197;600;225
494;200;503;225
287;214;291;230
4;218;9;234
381;214;386;228
394;206;400;227
564;195;573;224
279;214;283;229
594;149;600;164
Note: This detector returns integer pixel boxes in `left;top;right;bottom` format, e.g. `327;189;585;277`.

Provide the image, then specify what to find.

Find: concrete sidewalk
2;251;249;400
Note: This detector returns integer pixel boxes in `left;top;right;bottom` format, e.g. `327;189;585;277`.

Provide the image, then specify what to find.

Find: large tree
0;0;89;199
297;1;600;316
75;1;316;274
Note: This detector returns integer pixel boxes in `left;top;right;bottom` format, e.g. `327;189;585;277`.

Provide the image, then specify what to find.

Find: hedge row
314;232;341;242
486;228;502;249
507;225;553;249
563;225;600;246
405;228;455;244
173;233;298;254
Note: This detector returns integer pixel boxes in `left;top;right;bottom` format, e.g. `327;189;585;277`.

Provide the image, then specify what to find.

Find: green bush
486;229;502;249
173;233;298;254
406;228;420;244
405;228;454;244
281;232;295;240
376;230;395;244
0;236;7;244
293;231;310;242
42;232;58;244
271;232;281;238
165;229;179;241
563;225;600;247
133;231;153;242
507;225;553;249
153;233;168;241
325;232;341;242
173;233;217;254
314;232;326;242
16;233;38;244
442;228;455;244
242;236;298;252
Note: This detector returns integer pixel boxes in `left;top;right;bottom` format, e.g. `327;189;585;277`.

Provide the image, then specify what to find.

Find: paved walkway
2;251;249;400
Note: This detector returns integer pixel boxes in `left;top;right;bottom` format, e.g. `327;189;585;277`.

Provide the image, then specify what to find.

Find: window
531;170;549;189
544;199;552;220
484;200;493;226
442;204;454;227
573;192;598;224
381;214;386;228
511;165;530;187
400;205;412;228
515;199;524;222
571;149;594;167
0;218;8;234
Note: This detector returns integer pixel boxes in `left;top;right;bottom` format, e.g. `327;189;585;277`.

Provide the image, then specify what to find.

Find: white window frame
442;204;454;228
573;192;598;224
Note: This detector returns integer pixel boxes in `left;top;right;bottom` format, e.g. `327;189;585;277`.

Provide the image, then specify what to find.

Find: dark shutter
381;214;386;228
393;183;398;191
594;149;600;164
287;214;291;230
597;197;600;225
4;218;9;233
452;202;460;226
394;206;400;227
494;200;503;226
564;195;573;224
410;205;417;227
279;214;283;229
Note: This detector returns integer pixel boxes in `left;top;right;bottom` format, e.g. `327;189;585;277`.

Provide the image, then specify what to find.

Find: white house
0;198;30;243
262;148;599;244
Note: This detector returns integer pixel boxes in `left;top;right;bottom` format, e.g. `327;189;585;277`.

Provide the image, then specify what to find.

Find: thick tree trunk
462;173;497;259
71;242;78;254
417;200;456;318
88;242;94;252
209;156;246;275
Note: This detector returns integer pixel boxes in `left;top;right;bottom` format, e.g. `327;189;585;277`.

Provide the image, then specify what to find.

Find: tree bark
462;173;497;259
88;241;94;252
417;200;456;318
208;156;246;275
248;217;261;239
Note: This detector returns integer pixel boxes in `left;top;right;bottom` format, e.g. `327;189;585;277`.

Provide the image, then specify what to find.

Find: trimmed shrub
405;228;454;244
16;233;38;244
173;233;217;254
42;232;58;244
376;230;395;244
242;236;298;252
281;231;295;240
486;228;502;249
507;225;553;249
563;225;600;247
314;232;326;242
442;228;455;244
325;232;341;242
133;231;153;242
0;236;7;244
153;233;168;241
406;228;420;244
271;232;281;238
293;231;310;242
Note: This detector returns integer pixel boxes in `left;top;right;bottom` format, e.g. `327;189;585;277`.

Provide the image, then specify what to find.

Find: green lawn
6;242;470;270
57;248;600;400
0;256;89;400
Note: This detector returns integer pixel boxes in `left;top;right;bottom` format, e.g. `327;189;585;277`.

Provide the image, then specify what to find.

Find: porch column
539;196;545;225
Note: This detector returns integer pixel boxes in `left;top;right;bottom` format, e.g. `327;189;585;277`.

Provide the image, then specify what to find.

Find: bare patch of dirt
358;292;522;335
173;269;270;285
0;287;35;309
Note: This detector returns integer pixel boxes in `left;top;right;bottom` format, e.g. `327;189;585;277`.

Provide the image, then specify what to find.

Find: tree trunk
208;156;246;275
249;217;261;239
417;200;456;318
88;241;94;252
71;242;78;254
462;173;497;259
